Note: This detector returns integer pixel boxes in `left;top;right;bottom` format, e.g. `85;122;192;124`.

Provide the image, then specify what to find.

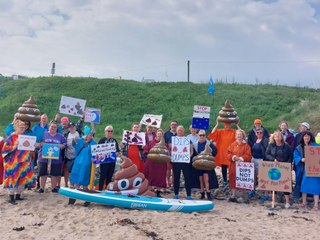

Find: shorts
66;158;75;173
38;162;62;177
198;170;210;176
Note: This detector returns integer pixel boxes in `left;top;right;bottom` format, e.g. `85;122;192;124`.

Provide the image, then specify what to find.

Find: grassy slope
0;77;319;140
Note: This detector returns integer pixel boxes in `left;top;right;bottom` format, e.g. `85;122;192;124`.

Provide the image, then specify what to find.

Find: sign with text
42;143;60;160
236;162;255;190
91;143;117;164
171;136;190;163
59;96;86;117
84;108;101;124
122;130;146;146
305;146;320;177
18;135;36;151
258;161;292;192
140;114;162;128
192;105;210;130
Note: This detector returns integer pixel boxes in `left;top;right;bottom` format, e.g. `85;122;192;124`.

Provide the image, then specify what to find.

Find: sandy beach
1;181;320;240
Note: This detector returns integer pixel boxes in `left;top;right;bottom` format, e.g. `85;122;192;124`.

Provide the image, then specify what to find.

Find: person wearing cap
294;122;310;149
247;119;269;150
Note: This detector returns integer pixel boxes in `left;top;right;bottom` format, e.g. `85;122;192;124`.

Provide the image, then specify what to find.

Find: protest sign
18;135;36;151
122;130;146;146
305;146;320;177
42;143;60;160
192;105;210;130
236;162;255;190
91;143;117;164
258;161;292;192
84;108;101;124
171;136;190;163
59;96;86;117
140;114;162;128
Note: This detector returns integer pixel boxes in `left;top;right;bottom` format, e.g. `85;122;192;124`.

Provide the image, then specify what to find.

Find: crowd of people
1;112;320;211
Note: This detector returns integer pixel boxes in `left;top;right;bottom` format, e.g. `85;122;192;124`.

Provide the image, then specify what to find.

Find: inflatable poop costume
16;96;41;122
147;137;171;163
217;100;239;124
107;156;155;196
192;144;216;170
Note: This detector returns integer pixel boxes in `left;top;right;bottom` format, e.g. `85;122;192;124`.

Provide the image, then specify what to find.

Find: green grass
1;76;319;140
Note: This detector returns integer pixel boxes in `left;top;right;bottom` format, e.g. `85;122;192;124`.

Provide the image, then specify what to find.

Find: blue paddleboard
59;187;214;212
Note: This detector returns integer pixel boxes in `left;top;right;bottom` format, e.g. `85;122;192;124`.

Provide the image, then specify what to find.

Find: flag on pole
208;76;215;95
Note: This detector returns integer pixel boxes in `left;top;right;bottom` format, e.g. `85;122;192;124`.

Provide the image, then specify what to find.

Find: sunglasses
106;130;113;132
199;134;206;137
256;132;263;134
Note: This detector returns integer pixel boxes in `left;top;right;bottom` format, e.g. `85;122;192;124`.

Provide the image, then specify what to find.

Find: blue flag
208;76;215;95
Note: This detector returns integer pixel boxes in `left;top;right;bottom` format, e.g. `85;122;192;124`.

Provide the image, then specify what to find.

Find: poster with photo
91;143;117;164
84;108;101;124
59;96;86;117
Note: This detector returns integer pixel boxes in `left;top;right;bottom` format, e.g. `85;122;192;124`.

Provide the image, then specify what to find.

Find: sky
1;0;320;88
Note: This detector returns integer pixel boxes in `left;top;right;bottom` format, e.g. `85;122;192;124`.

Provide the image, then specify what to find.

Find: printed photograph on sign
122;130;146;146
42;143;60;160
305;146;320;177
59;96;86;117
18;135;37;151
193;105;211;119
84;108;101;124
171;136;190;163
236;162;255;190
140;114;162;128
258;161;292;192
91;143;117;164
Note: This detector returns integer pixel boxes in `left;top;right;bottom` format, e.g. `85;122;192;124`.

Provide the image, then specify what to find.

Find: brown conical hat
217;100;239;124
16;95;41;122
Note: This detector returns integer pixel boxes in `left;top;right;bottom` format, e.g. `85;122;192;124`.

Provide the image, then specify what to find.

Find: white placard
59;96;86;117
18;135;36;151
84;108;101;124
91;143;117;164
171;136;190;163
122;130;146;146
193;105;211;119
236;162;255;190
140;114;162;128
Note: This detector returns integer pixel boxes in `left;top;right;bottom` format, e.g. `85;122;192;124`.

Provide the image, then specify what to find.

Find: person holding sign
98;125;120;191
171;125;194;200
164;120;178;187
293;131;320;210
2;120;36;204
227;130;252;203
265;131;293;208
37;120;66;193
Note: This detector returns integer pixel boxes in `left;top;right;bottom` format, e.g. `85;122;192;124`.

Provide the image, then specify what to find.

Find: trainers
285;203;291;209
186;196;193;200
260;195;269;201
228;197;238;203
52;188;59;193
248;190;256;198
37;188;44;193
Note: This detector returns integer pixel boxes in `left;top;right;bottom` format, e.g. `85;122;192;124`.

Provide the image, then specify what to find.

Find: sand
1;182;320;240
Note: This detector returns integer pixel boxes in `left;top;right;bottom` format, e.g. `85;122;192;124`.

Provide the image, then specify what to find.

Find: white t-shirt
65;131;79;159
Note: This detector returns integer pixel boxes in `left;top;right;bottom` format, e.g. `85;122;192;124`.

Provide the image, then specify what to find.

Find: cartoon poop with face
192;144;216;171
107;156;155;196
217;100;239;124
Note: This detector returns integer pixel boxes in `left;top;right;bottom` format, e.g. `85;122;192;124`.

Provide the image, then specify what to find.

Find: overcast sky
1;0;320;88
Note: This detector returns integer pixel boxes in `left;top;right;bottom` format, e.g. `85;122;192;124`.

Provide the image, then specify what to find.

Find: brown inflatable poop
106;156;155;196
217;100;239;124
16;96;41;122
192;144;216;170
147;137;171;163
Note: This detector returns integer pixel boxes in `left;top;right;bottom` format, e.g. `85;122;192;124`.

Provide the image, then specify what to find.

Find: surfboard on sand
58;187;214;213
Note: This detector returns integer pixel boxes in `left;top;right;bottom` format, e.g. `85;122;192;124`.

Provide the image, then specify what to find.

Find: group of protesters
1;110;319;211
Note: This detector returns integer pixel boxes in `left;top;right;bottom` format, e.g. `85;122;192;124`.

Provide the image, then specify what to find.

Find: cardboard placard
140;114;162;128
91;143;117;164
42;143;60;160
258;161;292;192
122;130;146;146
171;136;190;163
84;108;101;124
59;96;86;117
18;135;36;151
305;146;320;177
236;162;255;190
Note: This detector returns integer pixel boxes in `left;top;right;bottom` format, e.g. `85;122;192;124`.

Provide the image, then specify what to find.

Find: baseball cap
300;122;310;130
254;119;262;125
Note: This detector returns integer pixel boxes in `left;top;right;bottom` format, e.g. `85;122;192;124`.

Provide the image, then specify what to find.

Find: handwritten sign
18;135;36;151
59;96;86;117
305;146;320;177
140;114;162;128
236;162;254;190
42;143;60;160
122;130;146;146
258;161;292;192
192;105;210;130
91;143;117;164
171;136;190;163
84;108;101;124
